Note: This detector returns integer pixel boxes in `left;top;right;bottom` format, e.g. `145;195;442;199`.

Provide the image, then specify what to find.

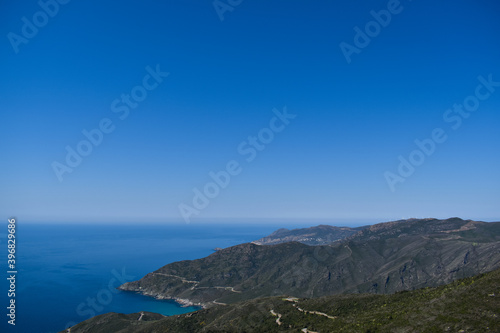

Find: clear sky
1;0;499;224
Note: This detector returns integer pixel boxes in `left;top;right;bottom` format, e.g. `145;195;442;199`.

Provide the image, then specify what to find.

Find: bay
0;222;279;333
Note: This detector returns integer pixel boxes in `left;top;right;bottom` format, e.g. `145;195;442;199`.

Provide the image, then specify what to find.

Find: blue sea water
0;223;280;333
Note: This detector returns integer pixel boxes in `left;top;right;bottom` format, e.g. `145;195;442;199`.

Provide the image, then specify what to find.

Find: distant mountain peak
252;224;365;246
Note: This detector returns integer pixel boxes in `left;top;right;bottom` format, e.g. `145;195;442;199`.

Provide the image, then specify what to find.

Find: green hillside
62;266;500;332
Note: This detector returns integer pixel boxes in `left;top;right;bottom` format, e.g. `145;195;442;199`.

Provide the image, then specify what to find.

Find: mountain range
117;218;500;307
61;263;500;332
62;217;500;332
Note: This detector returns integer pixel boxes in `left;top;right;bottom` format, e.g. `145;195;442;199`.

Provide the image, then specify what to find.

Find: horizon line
9;216;500;226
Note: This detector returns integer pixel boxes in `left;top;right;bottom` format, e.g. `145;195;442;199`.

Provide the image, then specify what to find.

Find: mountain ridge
62;265;500;332
118;217;500;308
252;224;366;246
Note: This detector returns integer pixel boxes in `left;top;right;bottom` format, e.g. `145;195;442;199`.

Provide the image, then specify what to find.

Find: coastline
155;294;207;309
118;287;208;310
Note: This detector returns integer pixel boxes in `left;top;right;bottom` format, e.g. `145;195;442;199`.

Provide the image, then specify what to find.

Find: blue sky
1;0;499;224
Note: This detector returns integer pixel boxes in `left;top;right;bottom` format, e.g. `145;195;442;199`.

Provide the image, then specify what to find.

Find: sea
0;222;282;333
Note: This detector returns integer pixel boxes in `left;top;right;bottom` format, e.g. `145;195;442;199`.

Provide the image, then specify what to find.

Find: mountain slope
118;218;500;307
252;224;365;246
62;266;500;333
